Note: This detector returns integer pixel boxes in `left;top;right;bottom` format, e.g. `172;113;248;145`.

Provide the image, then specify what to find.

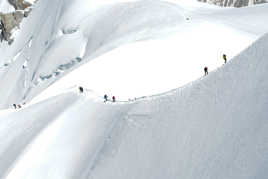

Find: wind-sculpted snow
0;89;133;179
1;33;268;179
0;91;79;178
0;0;268;108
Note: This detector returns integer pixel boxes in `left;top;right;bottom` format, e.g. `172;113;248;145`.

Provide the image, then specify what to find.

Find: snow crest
1;33;268;179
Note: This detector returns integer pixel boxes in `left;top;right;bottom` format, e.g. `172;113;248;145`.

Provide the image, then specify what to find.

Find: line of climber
104;94;116;103
78;86;116;103
204;54;227;76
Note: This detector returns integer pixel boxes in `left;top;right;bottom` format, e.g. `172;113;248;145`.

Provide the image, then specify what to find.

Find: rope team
204;54;228;76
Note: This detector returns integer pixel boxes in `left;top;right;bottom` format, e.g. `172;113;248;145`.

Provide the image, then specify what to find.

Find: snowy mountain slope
28;2;268;104
0;90;132;179
0;0;268;109
202;3;268;35
0;91;79;179
1;32;268;178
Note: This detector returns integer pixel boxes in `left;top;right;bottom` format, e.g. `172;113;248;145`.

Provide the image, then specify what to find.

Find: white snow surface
0;0;15;13
0;0;268;108
24;0;35;4
1;0;268;178
0;32;268;178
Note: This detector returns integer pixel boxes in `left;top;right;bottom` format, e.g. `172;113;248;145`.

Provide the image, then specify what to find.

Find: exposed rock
0;11;24;43
8;0;31;10
0;0;36;44
197;0;268;7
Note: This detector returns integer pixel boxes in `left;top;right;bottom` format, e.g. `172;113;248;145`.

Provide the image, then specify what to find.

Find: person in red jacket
112;96;116;102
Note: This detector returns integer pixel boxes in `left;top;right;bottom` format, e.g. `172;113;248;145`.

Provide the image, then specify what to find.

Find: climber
0;20;3;30
78;86;84;93
0;20;4;42
104;94;108;102
112;96;116;102
204;66;208;76
223;54;227;64
13;104;17;109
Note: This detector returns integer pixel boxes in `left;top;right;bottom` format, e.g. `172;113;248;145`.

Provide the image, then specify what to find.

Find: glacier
0;0;268;107
1;32;268;179
0;0;268;178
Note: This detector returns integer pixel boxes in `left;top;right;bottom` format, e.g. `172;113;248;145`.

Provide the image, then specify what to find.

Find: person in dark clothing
204;66;208;76
0;20;4;42
13;104;17;109
104;94;108;102
223;54;227;64
79;86;83;93
112;96;116;102
0;20;3;30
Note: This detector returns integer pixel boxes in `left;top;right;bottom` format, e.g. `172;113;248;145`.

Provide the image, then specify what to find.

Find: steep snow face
1;0;268;108
29;1;268;103
1;33;268;179
32;25;253;103
0;0;189;107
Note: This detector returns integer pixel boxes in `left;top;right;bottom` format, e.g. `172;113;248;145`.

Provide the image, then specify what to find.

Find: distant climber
22;60;28;69
112;96;116;102
104;94;108;102
0;20;4;42
0;20;3;30
204;66;208;76
78;86;84;93
223;54;227;64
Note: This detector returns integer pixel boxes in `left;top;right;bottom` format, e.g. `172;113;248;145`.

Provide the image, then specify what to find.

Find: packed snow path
1;33;268;179
1;0;268;108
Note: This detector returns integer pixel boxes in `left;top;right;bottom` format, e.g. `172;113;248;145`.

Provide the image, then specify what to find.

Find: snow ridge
1;0;268;109
1;33;268;178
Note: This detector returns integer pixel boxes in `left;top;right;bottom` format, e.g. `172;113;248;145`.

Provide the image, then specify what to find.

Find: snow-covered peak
0;0;268;109
0;0;268;178
1;32;268;179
